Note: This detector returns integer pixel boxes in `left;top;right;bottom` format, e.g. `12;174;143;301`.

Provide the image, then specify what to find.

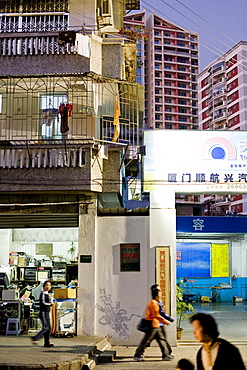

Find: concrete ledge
0;336;112;370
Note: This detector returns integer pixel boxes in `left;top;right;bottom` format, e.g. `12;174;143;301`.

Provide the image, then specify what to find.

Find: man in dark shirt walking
32;280;54;347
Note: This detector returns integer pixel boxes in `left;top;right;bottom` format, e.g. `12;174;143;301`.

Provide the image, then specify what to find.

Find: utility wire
167;0;247;72
152;0;234;50
141;0;247;73
174;0;237;45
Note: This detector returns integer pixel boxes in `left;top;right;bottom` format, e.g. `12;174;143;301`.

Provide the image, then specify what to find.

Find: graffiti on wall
97;288;140;339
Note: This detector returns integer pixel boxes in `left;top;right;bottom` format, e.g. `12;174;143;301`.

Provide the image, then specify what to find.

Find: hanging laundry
41;108;58;126
112;97;120;143
75;34;91;58
58;31;76;46
58;103;69;133
66;102;73;117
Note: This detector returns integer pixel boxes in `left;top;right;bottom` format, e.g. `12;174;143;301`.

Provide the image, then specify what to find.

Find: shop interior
0;228;78;336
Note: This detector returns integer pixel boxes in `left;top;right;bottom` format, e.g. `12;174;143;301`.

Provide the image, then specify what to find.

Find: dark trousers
134;327;169;358
160;325;172;354
33;311;51;345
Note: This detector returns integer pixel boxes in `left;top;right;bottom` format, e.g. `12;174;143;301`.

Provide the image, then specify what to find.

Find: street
95;345;198;369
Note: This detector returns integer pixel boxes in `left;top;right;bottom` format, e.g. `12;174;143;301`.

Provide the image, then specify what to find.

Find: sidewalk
1;334;246;370
0;334;111;370
1;302;247;369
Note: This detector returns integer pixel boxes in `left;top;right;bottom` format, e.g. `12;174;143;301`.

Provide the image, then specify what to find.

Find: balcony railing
0;33;74;56
0;145;86;169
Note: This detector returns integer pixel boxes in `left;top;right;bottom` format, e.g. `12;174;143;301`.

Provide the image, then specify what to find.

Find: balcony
0;142;87;169
213;112;227;122
0;33;75;56
0;140;118;193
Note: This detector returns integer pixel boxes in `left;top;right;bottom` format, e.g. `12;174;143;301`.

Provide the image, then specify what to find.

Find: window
165;99;171;103
165;74;171;78
154;31;160;36
155;106;161;111
191;68;196;74
178;67;186;71
155;97;160;103
164;33;170;37
155;72;161;77
178;83;186;88
40;94;68;139
192;93;197;99
164;41;171;45
155;114;161;120
179;125;187;129
165;82;171;86
177;43;185;47
192;101;197;107
192;109;197;115
155;64;160;69
178;117;187;122
178;75;186;80
177;34;185;39
155;89;161;94
166;125;172;129
165;116;172;121
136;76;142;84
102;0;109;14
165;57;173;61
165;107;172;112
165;90;172;95
178;100;186;105
178;91;186;96
155;80;160;86
165;66;171;70
192;76;196;81
178;108;187;113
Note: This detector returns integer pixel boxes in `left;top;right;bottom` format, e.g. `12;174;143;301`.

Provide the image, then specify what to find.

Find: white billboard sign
144;130;247;193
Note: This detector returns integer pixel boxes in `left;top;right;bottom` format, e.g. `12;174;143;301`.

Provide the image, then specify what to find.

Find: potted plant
68;242;76;263
176;283;195;339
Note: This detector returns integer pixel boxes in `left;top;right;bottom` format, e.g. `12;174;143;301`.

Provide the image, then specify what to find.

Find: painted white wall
0;229;12;265
150;190;177;346
95;215;150;345
77;198;97;337
232;240;247;277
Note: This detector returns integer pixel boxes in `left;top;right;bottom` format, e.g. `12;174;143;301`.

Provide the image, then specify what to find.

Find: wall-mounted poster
211;243;229;277
176;242;211;278
120;243;140;272
36;243;53;256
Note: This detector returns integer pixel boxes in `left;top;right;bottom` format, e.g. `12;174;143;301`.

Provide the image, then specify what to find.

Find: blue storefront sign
177;216;247;234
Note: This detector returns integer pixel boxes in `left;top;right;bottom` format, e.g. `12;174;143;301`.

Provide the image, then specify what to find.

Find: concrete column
0;229;12;265
150;189;177;346
77;197;97;336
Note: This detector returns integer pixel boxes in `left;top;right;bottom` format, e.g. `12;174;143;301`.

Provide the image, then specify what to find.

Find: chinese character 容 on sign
193;218;204;231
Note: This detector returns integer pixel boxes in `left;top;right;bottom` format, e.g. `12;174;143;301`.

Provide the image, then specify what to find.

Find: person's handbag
137;318;152;333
